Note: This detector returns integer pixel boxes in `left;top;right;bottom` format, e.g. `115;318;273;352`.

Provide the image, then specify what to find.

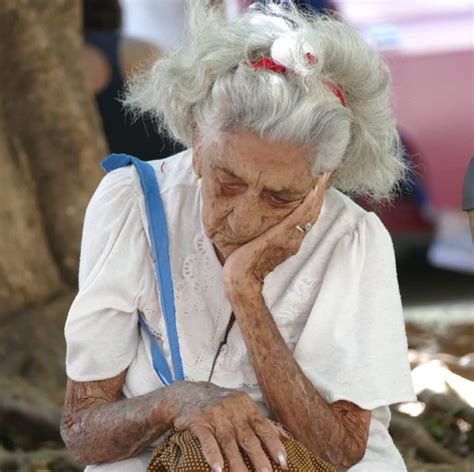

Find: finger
283;196;321;239
324;169;338;185
270;420;292;440
217;432;248;472
282;193;317;234
252;418;288;470
310;172;331;209
310;179;328;219
236;425;272;472
303;172;332;224
284;176;328;232
191;425;225;472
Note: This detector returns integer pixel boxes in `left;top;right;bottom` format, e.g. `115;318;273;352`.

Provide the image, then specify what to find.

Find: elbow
326;403;371;470
320;447;366;471
60;411;92;465
337;446;367;470
329;435;368;470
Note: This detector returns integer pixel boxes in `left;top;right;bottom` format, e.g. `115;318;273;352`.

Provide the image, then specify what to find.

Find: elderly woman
61;2;416;471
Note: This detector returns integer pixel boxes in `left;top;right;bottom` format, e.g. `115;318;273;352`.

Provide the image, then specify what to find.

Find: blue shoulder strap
101;153;185;384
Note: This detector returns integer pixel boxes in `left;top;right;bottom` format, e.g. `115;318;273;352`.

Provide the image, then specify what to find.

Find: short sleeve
65;167;150;382
293;213;416;410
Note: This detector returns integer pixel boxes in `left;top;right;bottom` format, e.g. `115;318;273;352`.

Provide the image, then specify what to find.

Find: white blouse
65;149;416;471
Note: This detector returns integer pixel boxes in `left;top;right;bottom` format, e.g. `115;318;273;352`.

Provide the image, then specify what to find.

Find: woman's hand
61;372;176;465
223;172;332;296
172;381;288;472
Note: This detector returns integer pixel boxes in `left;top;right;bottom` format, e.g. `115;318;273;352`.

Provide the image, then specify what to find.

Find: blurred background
0;1;472;471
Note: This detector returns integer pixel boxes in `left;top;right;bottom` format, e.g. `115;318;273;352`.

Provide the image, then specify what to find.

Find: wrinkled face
194;130;317;261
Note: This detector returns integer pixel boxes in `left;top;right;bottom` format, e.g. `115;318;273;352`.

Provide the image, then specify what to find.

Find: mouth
219;236;247;246
213;231;249;246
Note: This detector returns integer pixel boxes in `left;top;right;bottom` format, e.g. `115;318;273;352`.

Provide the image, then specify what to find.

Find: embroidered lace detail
271;276;321;348
167;233;260;386
174;232;216;296
273;276;321;324
174;233;225;354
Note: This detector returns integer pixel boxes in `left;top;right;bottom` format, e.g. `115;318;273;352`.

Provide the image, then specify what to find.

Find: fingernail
212;464;222;472
278;451;288;469
261;468;270;472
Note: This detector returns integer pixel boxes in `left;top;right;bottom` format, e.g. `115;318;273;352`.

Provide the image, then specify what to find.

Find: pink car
337;1;474;272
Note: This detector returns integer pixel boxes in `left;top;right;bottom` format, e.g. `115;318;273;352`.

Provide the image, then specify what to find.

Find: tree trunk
0;0;107;293
0;116;64;316
0;0;107;460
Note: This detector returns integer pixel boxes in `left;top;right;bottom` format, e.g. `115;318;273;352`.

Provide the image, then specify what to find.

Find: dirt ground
395;240;474;471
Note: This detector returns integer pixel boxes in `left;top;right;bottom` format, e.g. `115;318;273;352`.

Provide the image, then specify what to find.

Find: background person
83;0;184;160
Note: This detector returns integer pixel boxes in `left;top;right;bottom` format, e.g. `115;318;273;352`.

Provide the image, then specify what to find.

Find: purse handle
101;153;185;385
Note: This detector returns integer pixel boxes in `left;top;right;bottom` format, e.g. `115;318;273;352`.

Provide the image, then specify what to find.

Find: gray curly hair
124;0;406;201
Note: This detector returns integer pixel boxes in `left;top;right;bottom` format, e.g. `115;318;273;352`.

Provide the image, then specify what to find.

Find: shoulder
88;163;140;213
322;187;389;240
273;188;393;285
145;148;196;194
90;150;198;246
96;148;194;199
312;187;393;260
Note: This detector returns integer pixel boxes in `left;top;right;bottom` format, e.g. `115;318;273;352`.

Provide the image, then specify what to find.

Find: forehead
210;131;314;190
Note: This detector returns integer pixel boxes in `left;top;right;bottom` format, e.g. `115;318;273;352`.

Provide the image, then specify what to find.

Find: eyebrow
215;166;305;198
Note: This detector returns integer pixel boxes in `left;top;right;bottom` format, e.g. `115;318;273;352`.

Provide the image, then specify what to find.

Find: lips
214;232;249;246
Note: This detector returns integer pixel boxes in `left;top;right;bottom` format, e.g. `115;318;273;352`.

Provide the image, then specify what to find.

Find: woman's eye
224;183;243;190
268;194;293;206
219;181;245;194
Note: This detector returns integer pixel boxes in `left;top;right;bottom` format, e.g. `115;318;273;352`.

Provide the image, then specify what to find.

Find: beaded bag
147;427;335;472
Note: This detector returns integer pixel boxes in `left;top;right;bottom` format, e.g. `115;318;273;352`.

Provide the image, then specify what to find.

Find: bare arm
60;371;177;465
61;371;287;471
227;285;371;469
222;176;371;469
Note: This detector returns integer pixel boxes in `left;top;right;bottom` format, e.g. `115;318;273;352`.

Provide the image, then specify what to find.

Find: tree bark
0;0;107;289
0;2;103;468
0;116;64;316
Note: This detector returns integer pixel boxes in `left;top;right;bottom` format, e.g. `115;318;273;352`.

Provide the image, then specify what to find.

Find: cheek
255;211;287;233
201;186;231;228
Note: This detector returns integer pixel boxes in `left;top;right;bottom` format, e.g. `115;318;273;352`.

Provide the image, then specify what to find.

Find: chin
215;243;237;258
207;229;245;258
212;238;242;261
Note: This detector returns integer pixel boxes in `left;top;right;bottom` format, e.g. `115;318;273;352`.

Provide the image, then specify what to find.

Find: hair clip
250;56;287;73
250;53;346;107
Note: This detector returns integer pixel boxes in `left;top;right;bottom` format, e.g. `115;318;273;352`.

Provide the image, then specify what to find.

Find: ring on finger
296;223;312;234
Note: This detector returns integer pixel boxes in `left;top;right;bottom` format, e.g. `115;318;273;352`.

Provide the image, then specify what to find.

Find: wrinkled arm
61;371;178;465
227;286;371;470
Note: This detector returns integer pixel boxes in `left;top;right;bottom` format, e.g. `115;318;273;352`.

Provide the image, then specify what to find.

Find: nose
227;193;265;242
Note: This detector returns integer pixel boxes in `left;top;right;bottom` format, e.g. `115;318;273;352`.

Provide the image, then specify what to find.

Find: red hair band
320;79;346;108
250;53;346;108
250;56;287;73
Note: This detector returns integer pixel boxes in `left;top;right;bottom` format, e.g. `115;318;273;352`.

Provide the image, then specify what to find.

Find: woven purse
147;427;336;471
101;154;336;472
